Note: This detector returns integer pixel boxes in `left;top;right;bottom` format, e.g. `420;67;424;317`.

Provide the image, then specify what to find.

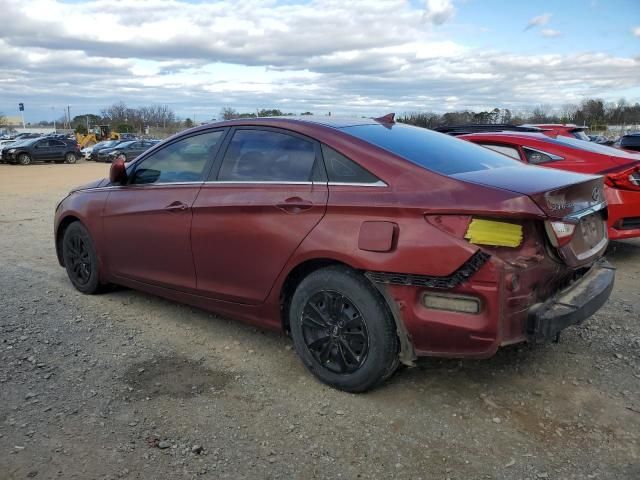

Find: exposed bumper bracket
526;259;615;343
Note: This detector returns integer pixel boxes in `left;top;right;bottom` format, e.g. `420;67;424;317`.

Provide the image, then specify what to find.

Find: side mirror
109;158;128;185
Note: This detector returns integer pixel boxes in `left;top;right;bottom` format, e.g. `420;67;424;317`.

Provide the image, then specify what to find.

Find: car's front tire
17;153;31;165
62;222;103;294
289;266;399;392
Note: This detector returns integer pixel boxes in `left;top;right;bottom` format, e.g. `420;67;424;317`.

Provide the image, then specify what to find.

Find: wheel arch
55;215;81;266
279;257;417;366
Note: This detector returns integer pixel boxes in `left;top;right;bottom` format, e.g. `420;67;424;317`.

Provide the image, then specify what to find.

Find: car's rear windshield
550;135;640;159
341;123;521;175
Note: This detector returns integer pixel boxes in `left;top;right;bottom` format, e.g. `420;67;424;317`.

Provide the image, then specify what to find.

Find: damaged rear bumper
526;259;615;342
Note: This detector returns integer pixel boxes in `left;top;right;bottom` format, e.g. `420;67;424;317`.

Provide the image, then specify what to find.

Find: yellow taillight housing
464;219;523;248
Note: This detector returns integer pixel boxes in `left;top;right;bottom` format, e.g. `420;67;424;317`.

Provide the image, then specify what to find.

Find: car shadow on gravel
382;342;554;392
123;356;233;400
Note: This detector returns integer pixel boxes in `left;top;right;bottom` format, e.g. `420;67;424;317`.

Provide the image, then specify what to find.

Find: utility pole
67;106;71;130
86;115;89;132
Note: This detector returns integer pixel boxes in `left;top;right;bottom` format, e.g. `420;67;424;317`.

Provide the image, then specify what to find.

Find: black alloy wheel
62;222;102;294
289;266;399;392
301;291;369;374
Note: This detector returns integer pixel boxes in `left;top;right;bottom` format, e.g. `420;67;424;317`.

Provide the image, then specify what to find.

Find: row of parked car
83;138;160;163
0;132;162;165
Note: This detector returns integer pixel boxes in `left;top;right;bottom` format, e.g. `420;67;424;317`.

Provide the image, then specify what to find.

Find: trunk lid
452;165;604;218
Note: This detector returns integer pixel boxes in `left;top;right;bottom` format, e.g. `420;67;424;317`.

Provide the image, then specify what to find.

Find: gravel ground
1;162;639;480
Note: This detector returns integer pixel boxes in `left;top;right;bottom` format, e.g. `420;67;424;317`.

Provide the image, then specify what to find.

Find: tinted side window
479;144;521;160
524;147;557;165
130;131;223;185
321;145;381;184
218;129;316;182
50;140;66;147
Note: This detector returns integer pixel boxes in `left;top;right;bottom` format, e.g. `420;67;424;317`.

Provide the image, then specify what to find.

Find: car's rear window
341;124;521;175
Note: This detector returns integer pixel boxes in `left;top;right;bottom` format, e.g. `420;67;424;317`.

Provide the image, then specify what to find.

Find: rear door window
217;129;316;182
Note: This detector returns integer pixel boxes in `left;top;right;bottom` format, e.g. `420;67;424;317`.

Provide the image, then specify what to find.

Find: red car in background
524;123;591;141
55;116;614;392
437;126;640;240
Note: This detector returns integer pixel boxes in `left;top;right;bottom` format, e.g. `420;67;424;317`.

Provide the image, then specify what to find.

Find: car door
102;129;226;290
49;139;67;161
191;127;329;304
32;139;52;161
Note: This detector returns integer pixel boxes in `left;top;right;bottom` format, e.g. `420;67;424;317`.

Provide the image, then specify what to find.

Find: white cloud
423;0;456;25
525;13;551;31
0;1;637;119
633;26;640;37
541;29;562;38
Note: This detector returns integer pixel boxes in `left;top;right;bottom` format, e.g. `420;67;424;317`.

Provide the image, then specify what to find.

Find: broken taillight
545;220;576;247
604;165;640;191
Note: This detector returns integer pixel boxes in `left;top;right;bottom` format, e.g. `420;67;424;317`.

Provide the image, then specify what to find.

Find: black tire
289;266;399;392
65;153;77;164
17;153;31;165
62;222;103;294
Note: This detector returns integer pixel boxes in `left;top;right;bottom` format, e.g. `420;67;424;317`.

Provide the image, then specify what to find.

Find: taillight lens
545;220;576;247
605;165;640;191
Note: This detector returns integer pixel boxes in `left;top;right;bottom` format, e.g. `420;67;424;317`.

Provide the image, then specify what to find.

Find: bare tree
221;107;239;120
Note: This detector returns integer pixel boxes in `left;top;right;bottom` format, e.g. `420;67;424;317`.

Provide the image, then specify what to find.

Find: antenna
373;113;395;124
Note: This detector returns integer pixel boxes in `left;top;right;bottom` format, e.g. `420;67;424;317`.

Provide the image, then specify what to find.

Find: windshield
550;135;640;159
341;123;522;175
118;141;136;148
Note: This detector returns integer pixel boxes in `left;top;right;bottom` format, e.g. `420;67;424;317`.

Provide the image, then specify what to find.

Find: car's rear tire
62;222;103;294
289;266;399;392
17;153;31;165
65;153;77;164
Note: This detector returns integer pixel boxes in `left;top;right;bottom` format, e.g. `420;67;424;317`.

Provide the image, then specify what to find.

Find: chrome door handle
276;197;313;213
165;201;188;211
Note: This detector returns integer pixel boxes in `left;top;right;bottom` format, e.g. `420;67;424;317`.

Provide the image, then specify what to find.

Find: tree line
7;96;639;136
397;98;640;131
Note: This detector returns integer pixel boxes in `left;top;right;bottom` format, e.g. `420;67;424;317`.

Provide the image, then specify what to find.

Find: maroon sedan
54;115;614;392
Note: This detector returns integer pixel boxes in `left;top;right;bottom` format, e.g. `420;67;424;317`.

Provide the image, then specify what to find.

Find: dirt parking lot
0;162;639;479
